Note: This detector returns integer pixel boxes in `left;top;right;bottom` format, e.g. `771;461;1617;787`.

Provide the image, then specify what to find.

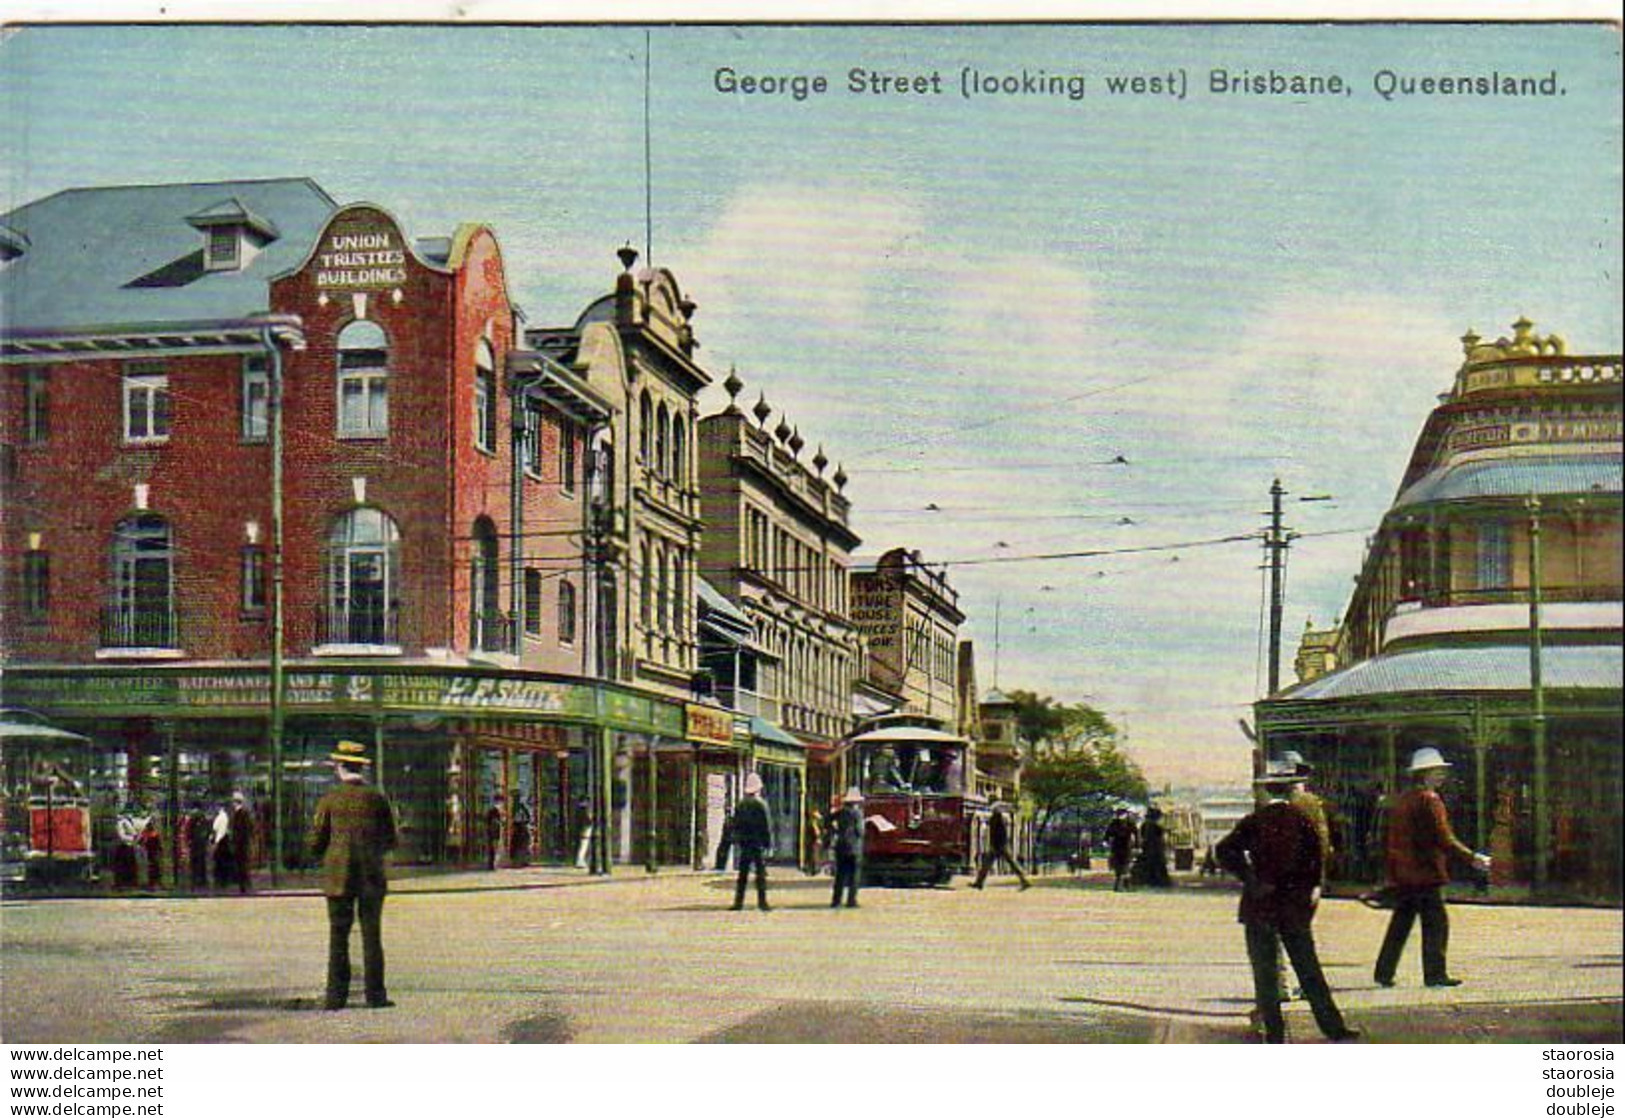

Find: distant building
1293;617;1340;683
1256;319;1622;900
851;547;966;724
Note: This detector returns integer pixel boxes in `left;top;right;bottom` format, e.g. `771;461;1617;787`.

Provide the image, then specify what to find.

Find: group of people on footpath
109;792;255;892
1215;744;1490;1043
1100;804;1172;891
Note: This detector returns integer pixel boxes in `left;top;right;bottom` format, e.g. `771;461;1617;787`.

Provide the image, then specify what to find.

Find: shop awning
1278;644;1622;702
749;716;801;748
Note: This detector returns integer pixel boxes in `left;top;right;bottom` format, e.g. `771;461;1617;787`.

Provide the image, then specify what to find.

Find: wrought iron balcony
99;604;179;650
317;602;400;648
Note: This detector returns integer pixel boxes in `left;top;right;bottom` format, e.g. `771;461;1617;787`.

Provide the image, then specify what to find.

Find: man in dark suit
309;740;398;1010
972;798;1030;890
227;791;255;893
830;787;865;909
1216;761;1360;1044
728;772;772;911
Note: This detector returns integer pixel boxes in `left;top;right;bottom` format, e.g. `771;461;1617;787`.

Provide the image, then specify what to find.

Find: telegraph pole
1263;479;1288;695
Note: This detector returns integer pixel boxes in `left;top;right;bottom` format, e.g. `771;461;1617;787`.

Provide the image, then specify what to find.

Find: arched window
558;579;577;645
655;402;670;480
327;507;401;645
337;320;389;438
672;416;687;487
638;391;653;464
639;540;652;629
474;340;497;453
108;513;175;648
470;517;501;651
657;544;670;633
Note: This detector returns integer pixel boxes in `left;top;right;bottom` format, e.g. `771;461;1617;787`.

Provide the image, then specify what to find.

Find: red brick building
0;179;698;880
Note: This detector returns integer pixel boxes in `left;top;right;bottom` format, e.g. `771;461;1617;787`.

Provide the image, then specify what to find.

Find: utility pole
1527;494;1549;892
1263;479;1289;696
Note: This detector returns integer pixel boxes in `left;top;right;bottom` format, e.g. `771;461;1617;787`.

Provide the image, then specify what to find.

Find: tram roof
849;725;968;745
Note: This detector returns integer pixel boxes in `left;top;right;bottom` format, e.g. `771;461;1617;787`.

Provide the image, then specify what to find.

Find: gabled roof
184;197;280;240
1;178;337;335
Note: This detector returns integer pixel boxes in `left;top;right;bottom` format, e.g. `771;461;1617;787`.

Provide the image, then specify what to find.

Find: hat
743;772;763;795
1408;746;1452;773
1254;759;1300;787
329;740;374;767
843;787;863;804
231;790;246;803
1281;750;1314;776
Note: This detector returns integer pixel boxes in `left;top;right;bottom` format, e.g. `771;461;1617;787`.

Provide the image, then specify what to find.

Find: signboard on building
313;209;410;291
686;703;735;747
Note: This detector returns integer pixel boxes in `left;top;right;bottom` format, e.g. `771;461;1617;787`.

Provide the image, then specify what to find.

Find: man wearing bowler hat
1216;760;1360;1044
1373;746;1489;989
309;739;398;1010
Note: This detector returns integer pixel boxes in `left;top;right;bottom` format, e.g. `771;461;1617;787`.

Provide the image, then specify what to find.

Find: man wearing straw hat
309;739;398;1010
1372;746;1489;989
829;787;865;909
1216;760;1361;1044
728;772;772;911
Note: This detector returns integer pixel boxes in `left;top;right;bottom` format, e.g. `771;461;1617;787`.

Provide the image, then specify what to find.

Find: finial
679;296;697;321
775;416;792;444
813;445;828;474
1460;328;1480;357
789;427;804;457
833;463;848;491
752;392;771;427
617;243;639;272
724;366;743;408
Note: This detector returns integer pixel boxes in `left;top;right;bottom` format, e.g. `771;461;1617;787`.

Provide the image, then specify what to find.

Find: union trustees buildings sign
312;210;411;291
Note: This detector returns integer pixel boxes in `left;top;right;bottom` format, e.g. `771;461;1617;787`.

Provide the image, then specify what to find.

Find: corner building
0;179;689;878
1256;320;1622;902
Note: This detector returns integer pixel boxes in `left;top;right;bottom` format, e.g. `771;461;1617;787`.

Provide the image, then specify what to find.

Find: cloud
682;179;925;340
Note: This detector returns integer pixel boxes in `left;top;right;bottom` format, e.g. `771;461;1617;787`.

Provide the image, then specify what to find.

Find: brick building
0;179;698;879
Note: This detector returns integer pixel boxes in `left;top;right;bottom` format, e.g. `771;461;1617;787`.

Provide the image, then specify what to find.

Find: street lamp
257;315;306;887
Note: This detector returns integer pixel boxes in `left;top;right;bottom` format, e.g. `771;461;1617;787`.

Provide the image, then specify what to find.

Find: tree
1005;693;1150;859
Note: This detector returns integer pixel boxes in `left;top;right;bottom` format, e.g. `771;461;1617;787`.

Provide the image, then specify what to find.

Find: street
2;871;1620;1044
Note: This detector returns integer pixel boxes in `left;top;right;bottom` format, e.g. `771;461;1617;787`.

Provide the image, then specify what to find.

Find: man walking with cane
309;739;398;1010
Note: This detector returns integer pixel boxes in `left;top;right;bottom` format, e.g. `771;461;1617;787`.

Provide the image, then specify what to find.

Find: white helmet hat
744;772;764;795
1408;746;1452;773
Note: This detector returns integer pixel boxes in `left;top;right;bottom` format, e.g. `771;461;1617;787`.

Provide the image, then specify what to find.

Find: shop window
122;363;171;444
558;579;577;645
24;368;49;443
325;507;400;646
107;514;175;648
336;321;389;439
241;546;266;617
523;568;543;637
22;550;49;621
474;341;497;454
241;356;269;441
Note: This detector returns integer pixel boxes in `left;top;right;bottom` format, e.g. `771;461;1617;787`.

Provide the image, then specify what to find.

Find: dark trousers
1374;885;1450;983
1245;922;1349;1043
188;843;208;888
326;893;386;1008
733;847;769;909
832;852;860;906
974;846;1029;887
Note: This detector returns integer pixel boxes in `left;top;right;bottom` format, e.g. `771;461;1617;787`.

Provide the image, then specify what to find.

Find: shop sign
686;703;734;746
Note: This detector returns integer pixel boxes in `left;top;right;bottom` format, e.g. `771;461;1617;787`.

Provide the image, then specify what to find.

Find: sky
2;22;1620;789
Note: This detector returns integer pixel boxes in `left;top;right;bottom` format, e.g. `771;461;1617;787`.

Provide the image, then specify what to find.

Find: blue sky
3;23;1619;786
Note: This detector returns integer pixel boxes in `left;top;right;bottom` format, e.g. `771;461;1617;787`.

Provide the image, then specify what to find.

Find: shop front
1;665;690;882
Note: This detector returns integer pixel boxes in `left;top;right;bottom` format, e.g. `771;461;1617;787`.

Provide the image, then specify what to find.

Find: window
1476;521;1512;590
522;405;543;479
638;391;652;464
207;226;239;269
474;342;497;453
639;541;652;629
326;507;401;645
22;550;49;621
559;418;577;496
656;403;670;479
122;364;171;443
107;514;175;648
241;356;269;441
671;418;686;486
240;546;266;616
558;579;577;645
470;517;501;651
337;321;389;438
523;568;543;637
24;369;49;443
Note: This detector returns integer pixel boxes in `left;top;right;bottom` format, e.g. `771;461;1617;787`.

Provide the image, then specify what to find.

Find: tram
837;714;988;886
0;708;95;887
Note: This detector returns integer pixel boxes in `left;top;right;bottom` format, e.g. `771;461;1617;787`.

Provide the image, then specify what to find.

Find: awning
1276;644;1622;702
749;716;801;748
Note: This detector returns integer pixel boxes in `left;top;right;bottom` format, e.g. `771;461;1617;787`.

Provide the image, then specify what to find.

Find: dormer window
185;197;280;273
